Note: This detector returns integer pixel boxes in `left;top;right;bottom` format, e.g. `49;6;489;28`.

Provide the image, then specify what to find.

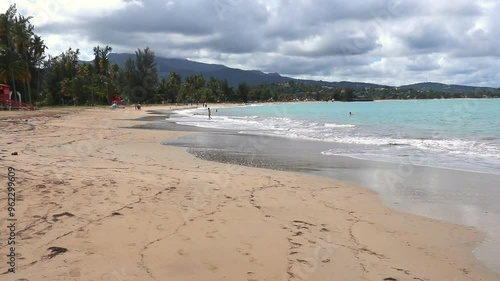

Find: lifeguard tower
0;84;35;110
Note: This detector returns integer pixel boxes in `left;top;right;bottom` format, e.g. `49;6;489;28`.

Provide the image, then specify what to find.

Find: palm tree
0;47;31;101
0;5;17;48
110;63;119;82
28;34;47;101
12;17;33;102
0;5;39;103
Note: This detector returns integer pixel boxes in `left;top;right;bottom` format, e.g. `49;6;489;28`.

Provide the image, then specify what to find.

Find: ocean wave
324;123;356;128
168;110;500;160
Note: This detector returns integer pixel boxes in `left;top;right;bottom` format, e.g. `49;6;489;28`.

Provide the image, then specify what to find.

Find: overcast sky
3;0;500;87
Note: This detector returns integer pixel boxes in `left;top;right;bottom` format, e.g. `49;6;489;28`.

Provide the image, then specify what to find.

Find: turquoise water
173;99;500;175
169;99;500;272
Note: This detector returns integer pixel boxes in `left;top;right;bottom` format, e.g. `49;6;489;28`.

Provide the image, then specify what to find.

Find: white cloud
165;0;175;9
2;0;500;87
7;0;128;26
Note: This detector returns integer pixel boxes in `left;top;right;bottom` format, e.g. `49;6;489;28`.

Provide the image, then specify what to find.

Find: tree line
46;46;248;105
0;5;251;106
0;5;46;104
2;5;499;107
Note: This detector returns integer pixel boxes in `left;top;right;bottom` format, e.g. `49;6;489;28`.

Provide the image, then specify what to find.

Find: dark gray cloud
405;23;457;51
17;0;500;87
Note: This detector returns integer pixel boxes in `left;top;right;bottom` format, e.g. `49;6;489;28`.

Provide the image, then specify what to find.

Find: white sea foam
167;100;500;271
324;123;356;128
168;108;500;172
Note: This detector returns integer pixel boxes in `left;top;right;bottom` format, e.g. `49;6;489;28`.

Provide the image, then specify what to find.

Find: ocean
172;99;500;175
165;99;500;273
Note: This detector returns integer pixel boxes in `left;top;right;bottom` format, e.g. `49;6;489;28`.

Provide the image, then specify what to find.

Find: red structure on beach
112;95;127;106
0;84;35;110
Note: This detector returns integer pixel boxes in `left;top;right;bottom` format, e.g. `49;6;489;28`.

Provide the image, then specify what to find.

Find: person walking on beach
208;107;212;119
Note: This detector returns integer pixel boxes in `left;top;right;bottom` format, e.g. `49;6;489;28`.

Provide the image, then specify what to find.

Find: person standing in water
208;107;212;119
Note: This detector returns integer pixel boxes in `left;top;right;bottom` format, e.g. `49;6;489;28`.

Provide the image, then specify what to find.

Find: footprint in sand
52;212;75;222
241;242;253;250
205;230;218;239
75;230;88;239
247;272;258;281
89;190;101;196
236;248;251;256
249;257;261;265
69;268;81;277
204;263;218;272
180;235;191;242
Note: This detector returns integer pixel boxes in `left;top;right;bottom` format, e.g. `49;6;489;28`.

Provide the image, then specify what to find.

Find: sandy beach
0;106;499;281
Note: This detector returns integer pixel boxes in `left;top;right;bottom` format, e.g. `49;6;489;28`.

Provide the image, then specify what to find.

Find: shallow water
161;100;500;273
171;100;500;175
166;132;500;274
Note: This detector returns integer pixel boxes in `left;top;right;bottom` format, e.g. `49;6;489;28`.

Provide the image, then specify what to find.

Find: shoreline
163;124;500;275
140;106;500;274
159;107;500;273
0;106;499;280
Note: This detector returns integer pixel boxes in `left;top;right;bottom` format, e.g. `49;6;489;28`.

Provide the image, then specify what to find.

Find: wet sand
167;131;500;274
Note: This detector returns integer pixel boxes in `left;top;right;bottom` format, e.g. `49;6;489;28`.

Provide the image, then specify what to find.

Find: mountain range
108;53;498;94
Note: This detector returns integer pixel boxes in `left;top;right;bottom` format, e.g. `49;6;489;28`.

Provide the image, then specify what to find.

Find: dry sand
0;106;498;281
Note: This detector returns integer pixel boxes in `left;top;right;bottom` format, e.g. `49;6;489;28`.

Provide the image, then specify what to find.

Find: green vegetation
1;5;499;107
0;5;46;104
0;5;245;106
257;82;500;102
